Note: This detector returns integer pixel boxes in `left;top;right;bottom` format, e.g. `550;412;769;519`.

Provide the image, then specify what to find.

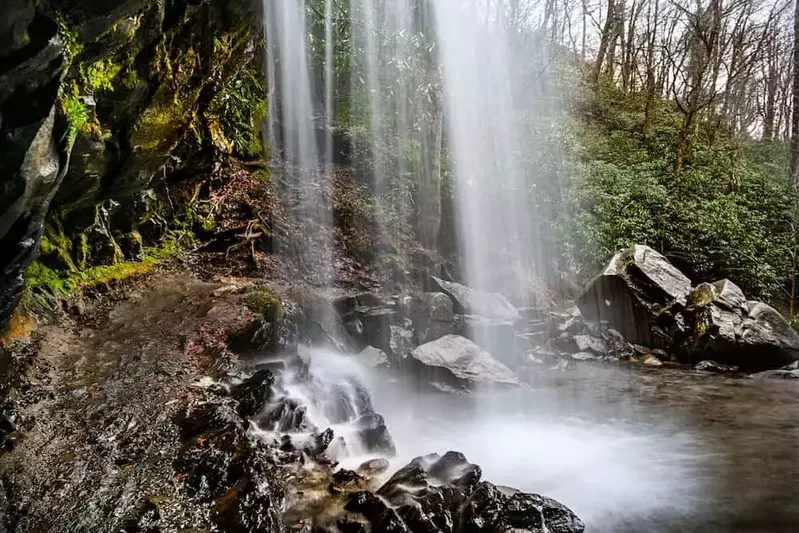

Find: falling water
264;0;334;285
432;0;556;307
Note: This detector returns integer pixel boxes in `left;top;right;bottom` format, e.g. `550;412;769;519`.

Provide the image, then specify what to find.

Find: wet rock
174;401;283;532
357;458;390;478
574;334;607;355
340;452;584;533
459;482;585;533
430;277;520;322
289;288;357;353
411;335;520;388
641;354;663;367
231;369;275;419
345;491;409;533
356;346;389;368
683;280;799;370
354;412;396;455
578;245;691;349
695;360;739;373
390;325;416;358
750;369;799;380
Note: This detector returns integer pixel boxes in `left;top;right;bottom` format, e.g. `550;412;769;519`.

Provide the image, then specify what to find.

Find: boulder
577;245;691;349
750;369;799;380
356;346;389;368
411;335;519;387
683;280;799;370
230;369;275;419
694;360;739;373
338;452;584;533
431;277;520;322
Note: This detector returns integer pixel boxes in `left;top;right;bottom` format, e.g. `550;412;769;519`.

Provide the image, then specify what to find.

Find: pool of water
358;365;799;533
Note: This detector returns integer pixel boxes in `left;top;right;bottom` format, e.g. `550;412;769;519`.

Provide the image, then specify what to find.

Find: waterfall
432;0;557;308
264;0;334;286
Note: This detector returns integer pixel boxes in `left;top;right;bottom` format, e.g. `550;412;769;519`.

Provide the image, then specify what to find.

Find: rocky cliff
0;0;264;330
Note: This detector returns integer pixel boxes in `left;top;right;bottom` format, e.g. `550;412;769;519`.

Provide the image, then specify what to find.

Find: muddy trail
0;273;267;531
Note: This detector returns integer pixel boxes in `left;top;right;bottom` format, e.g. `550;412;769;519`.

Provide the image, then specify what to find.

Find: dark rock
231;369;275;419
683;280;799;370
459;482;585;533
411;335;519;387
431;277;520;322
174;401;283;531
345;491;409;533
354;412;396;455
577;245;691;349
339;452;585;533
695;360;739;373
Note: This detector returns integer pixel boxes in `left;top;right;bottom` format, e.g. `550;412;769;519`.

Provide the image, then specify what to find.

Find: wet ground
364;365;799;533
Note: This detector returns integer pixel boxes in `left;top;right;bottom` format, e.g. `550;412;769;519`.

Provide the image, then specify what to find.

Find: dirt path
0;272;256;532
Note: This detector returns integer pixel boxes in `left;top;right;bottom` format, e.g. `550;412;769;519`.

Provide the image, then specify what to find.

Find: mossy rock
245;286;284;323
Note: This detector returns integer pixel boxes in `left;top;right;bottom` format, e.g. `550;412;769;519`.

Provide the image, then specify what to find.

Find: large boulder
682;280;799;370
577;245;692;349
411;335;519;387
332;452;584;533
431;277;520;322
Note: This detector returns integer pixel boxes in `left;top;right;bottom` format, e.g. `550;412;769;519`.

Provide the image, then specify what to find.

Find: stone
357;458;391;478
430;277;520;322
174;401;283;531
574;334;607;355
683;280;799;370
354;412;396;455
389;325;415;358
356;346;389;368
641;354;663;367
577;245;691;349
695;360;739;373
230;369;275;419
750;369;799;380
411;335;520;387
459;482;585;533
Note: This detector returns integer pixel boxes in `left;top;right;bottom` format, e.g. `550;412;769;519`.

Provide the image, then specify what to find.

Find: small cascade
251;347;395;463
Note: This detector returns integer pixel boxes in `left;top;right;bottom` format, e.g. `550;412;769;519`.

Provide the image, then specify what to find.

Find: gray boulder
411;335;519;387
430;277;520;322
577;245;691;349
683;280;799;371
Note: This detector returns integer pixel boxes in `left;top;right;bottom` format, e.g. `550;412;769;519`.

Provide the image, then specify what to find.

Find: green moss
79;58;122;93
245;286;284;322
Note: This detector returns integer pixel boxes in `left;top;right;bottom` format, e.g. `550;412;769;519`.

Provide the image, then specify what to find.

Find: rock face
411;334;520;387
578;245;692;349
327;452;585;533
579;246;799;371
0;0;262;329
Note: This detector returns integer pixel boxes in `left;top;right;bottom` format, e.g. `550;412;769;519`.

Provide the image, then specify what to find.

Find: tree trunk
791;0;799;187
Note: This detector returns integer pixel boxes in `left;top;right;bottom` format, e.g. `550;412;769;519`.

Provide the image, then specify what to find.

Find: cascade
264;0;334;286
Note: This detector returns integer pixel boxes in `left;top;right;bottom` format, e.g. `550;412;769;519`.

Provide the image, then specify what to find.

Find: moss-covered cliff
0;0;266;330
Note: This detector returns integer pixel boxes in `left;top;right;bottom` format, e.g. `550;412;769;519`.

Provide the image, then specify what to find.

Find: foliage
208;66;268;158
60;92;91;149
557;82;796;301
